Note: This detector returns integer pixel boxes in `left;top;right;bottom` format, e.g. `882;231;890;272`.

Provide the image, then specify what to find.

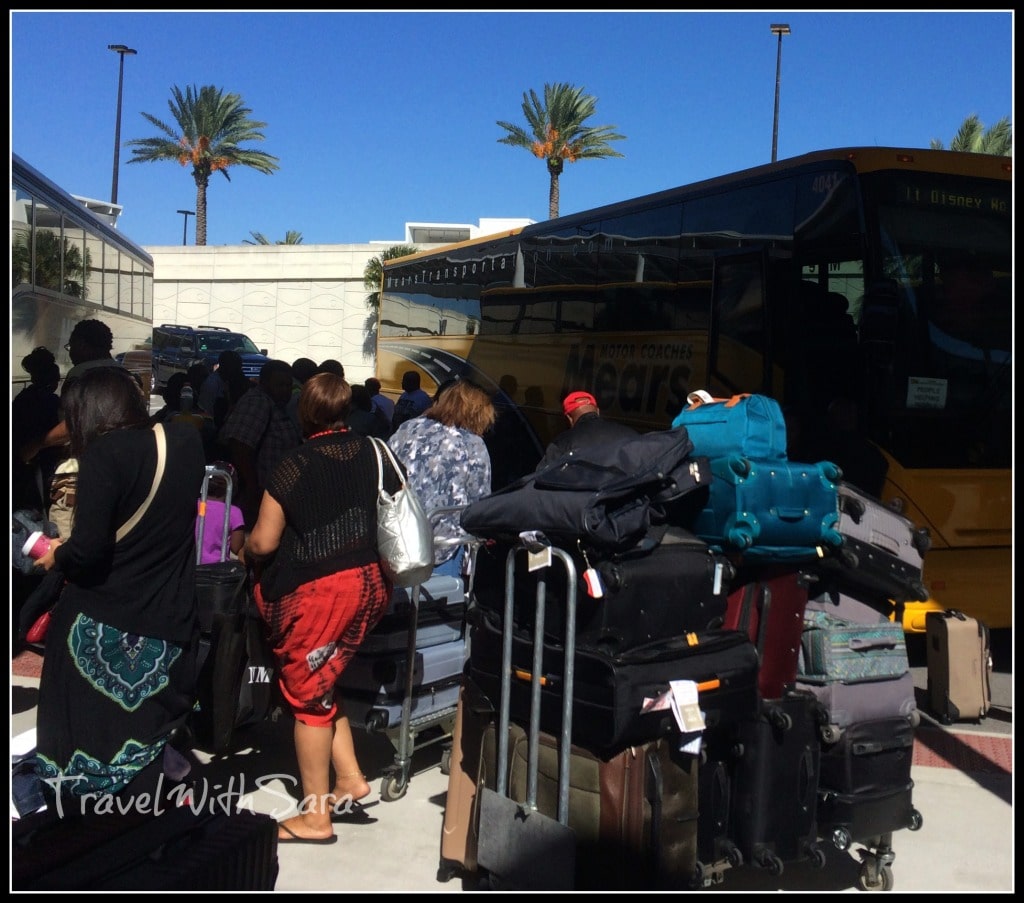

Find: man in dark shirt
538;390;639;469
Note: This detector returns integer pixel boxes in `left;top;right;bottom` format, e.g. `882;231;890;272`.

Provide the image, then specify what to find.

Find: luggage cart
345;507;485;802
475;535;579;891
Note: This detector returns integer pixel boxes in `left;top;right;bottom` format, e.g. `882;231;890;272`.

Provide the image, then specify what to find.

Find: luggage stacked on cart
450;425;760;890
442;398;929;891
338;518;483;802
462;539;742;890
787;483;931;889
675;392;926;888
337;577;468;734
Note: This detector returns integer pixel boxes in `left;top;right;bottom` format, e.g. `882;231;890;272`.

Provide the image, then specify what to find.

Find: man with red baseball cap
538;389;639;469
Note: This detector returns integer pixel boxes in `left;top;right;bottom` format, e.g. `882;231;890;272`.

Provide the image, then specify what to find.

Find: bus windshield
863;171;1011;469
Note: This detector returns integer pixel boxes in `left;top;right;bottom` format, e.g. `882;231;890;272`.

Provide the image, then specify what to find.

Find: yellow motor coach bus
378;147;1011;631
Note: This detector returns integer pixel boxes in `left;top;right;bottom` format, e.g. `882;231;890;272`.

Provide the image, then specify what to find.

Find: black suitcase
468;609;759;757
695;731;743;884
818;716;915;795
728;692;826;875
13;803;278;890
817;783;922;851
472;528;733;656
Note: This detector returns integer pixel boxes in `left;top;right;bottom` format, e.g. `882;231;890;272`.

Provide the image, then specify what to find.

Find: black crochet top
258;431;403;601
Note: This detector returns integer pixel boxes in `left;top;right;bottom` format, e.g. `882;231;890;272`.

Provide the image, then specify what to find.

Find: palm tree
497;82;626;219
243;230;303;245
125;85;280;245
363;244;419;311
930;114;1012;155
361;244;418;358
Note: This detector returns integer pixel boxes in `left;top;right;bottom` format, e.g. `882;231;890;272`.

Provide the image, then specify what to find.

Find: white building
146;218;532;386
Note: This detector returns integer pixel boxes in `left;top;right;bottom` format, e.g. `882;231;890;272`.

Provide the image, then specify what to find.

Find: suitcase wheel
821;461;842;483
833;545;859;569
912;528;932;555
753;848;784;876
437;860;464;883
820;723;843;744
728;456;751;478
765;704;793;732
909;809;923;831
804;841;827;869
858;854;894;892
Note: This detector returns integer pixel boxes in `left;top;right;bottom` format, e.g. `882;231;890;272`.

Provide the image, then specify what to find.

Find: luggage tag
578;545;604;599
519;531;552;570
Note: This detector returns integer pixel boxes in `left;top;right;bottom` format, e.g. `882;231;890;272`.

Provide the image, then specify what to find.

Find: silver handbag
371;438;435;588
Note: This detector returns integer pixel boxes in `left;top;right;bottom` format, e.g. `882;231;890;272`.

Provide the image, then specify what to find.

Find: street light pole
177;210;195;246
108;44;137;205
770;24;791;163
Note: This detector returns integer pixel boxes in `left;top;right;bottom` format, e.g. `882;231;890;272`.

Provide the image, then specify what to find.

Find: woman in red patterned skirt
243;373;404;845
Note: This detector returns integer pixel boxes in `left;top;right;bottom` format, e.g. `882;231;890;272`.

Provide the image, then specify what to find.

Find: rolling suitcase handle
494;541;579;824
478;536;578;889
196;463;237;565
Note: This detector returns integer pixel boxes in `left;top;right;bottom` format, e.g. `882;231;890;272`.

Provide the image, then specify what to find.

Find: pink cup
22;531;51;561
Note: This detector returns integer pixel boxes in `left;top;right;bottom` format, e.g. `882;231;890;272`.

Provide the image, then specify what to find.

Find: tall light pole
177;210;195;246
108;44;137;205
770;24;791;163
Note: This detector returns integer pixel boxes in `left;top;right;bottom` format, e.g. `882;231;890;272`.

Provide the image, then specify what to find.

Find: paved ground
11;627;1012;892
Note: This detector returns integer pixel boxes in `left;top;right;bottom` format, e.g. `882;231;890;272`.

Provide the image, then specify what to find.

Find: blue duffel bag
693;455;843;563
671;390;788;461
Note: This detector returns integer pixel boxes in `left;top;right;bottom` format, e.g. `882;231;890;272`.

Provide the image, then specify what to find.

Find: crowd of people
15;316;890;845
12;321;507;843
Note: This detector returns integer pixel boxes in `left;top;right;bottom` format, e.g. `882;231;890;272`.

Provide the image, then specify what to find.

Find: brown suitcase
437;678;495;882
926;609;992;724
506;729;699;890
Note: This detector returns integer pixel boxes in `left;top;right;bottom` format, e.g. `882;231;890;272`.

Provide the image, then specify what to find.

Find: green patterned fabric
798;610;908;682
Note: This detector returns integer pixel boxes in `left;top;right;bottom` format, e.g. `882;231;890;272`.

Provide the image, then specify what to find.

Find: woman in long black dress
32;366;206;811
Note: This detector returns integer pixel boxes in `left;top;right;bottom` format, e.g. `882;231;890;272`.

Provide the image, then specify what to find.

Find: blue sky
10;11;1013;248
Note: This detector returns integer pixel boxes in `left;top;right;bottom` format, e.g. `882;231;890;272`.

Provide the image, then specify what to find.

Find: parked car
115;336;154;401
151;324;269;391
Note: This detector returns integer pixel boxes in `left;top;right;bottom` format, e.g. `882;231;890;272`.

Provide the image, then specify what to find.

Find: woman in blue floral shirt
387;379;496;577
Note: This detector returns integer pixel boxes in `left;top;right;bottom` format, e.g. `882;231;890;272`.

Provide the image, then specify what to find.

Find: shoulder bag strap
374;437;408;488
115;423;167;542
370;437;385;491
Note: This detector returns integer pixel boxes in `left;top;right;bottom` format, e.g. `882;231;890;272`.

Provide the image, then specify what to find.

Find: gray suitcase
795;672;918;743
813;482;931;603
343;681;462;733
926;609;992;723
359;575;466;653
805;587;892;626
797;601;915;742
338;635;468;697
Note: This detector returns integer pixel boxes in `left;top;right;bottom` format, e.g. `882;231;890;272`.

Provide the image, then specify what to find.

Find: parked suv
151;324;270;391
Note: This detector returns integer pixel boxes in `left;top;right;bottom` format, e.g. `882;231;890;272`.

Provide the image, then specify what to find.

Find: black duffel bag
461;426;709;554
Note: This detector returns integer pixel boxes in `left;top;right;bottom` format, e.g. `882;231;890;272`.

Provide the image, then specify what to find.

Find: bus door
707;249;774;398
